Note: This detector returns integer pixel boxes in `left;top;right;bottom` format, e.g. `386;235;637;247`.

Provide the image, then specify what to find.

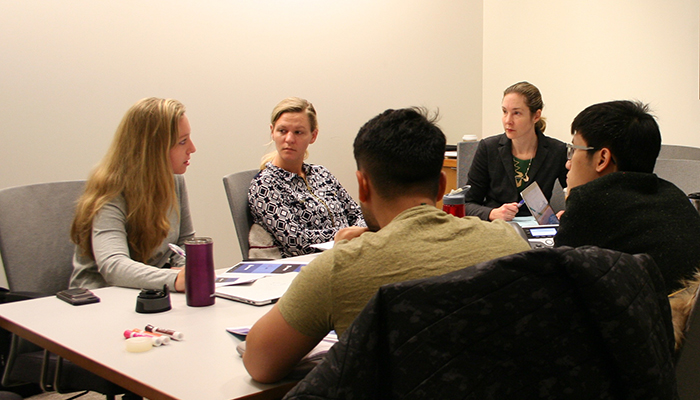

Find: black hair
353;107;446;199
571;100;661;173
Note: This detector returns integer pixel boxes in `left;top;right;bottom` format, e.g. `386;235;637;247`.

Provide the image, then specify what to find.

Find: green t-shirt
277;205;531;337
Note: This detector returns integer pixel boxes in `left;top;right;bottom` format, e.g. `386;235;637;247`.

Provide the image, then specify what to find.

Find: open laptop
215;272;299;306
520;181;559;225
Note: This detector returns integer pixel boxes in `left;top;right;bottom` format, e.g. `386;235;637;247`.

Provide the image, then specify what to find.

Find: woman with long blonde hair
70;97;196;291
248;97;365;257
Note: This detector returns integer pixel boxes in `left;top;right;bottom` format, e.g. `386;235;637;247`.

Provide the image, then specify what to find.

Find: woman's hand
489;203;519;221
174;268;186;292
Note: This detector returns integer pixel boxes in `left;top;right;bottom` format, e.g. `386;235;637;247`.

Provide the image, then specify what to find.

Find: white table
0;255;318;400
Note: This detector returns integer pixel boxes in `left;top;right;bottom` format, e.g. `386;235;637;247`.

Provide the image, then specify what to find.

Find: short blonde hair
260;97;318;169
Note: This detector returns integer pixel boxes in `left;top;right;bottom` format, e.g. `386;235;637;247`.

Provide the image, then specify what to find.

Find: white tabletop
0;278;305;399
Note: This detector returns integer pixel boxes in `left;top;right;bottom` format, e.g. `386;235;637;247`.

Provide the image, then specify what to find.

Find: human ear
532;109;542;123
437;171;447;201
309;129;319;144
595;148;617;173
356;170;370;203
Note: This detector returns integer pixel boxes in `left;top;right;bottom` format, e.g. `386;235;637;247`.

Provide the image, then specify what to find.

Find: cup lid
184;237;212;245
442;193;465;205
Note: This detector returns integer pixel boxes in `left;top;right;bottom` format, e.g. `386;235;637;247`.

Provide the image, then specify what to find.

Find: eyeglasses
566;143;596;160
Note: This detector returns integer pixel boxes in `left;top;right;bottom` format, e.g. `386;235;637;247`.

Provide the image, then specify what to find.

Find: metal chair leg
40;349;55;392
0;334;20;387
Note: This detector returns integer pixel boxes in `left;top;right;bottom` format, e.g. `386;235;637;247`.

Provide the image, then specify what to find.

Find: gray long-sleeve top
69;174;195;291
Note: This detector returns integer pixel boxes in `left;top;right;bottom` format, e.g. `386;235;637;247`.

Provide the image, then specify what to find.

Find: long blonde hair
260;97;318;170
71;97;186;262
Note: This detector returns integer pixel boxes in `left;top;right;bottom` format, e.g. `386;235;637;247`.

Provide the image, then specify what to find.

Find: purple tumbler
184;237;216;307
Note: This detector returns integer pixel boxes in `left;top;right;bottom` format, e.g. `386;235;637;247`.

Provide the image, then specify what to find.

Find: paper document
216;261;306;287
311;241;334;251
520;182;559;225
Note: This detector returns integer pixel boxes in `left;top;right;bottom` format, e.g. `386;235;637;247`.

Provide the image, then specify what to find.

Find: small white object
462;134;478;142
311;241;334;251
125;337;153;353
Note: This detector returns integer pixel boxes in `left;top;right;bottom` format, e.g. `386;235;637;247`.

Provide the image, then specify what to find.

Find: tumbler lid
184;237;212;245
442;192;465;205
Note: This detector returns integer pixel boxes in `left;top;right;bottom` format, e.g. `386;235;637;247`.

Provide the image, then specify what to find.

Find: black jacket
555;171;700;293
464;130;568;220
285;246;677;400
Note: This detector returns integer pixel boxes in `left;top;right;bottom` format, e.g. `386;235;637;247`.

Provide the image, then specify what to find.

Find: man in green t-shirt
243;108;531;383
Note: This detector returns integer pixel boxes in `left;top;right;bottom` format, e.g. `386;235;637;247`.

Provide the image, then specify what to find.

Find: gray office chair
0;392;21;400
456;140;479;188
659;144;700;161
0;181;84;296
654;158;700;195
0;181;126;399
549;180;566;213
223;170;259;260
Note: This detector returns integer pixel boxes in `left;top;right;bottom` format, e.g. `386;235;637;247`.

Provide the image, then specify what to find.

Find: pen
168;243;186;258
517;199;525;208
145;324;184;341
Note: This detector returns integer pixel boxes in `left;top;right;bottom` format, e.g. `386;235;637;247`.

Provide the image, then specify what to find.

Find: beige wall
482;0;700;146
0;0;482;277
2;1;699;288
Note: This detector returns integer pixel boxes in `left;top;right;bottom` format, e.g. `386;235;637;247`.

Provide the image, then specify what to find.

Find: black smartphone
56;288;100;306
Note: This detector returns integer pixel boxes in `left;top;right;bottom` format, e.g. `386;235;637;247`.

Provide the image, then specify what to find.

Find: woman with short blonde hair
248;97;365;257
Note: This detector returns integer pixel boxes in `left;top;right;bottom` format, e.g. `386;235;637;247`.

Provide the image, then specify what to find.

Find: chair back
675;285;700;399
286;246;677;399
659;144;700;161
654;158;700;195
549;179;566;213
0;181;85;296
223;170;259;260
456;140;479;188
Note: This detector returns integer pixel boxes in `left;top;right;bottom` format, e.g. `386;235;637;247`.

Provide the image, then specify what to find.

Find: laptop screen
520;181;559;225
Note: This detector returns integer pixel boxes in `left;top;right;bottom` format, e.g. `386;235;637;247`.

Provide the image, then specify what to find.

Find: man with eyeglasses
554;100;700;294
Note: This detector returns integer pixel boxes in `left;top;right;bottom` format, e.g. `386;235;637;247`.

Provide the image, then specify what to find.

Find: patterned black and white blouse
248;163;366;257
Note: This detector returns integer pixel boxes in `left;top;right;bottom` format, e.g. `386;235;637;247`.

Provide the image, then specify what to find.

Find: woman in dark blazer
464;82;568;221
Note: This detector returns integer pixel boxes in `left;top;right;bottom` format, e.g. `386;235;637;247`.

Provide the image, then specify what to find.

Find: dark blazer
464;130;568;220
284;246;677;400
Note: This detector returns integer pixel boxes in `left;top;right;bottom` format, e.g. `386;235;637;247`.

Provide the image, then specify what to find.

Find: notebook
520;181;559;225
215;271;299;306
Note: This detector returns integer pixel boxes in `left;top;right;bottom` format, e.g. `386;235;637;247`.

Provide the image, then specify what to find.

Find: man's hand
334;226;369;242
